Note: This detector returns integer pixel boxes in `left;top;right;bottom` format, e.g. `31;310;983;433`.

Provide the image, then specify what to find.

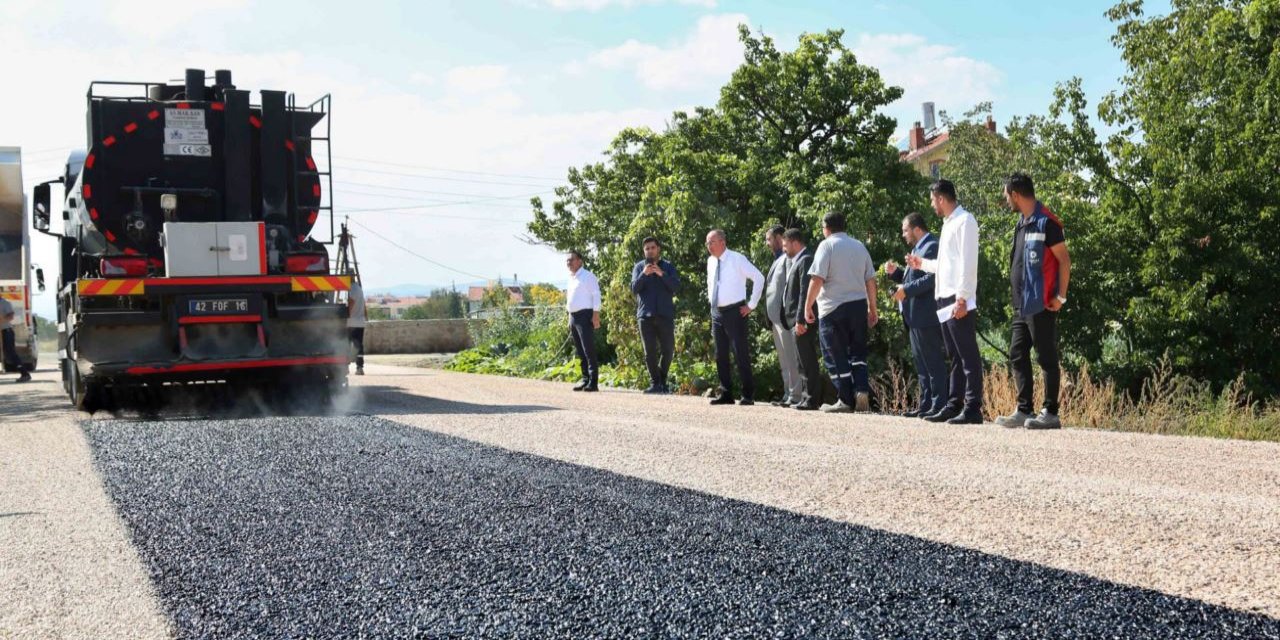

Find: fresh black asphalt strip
84;416;1280;639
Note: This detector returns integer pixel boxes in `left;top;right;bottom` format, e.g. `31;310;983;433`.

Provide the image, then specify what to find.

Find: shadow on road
355;384;556;416
68;382;557;422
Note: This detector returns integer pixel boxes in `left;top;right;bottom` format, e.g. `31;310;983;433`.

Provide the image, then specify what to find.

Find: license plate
188;298;250;315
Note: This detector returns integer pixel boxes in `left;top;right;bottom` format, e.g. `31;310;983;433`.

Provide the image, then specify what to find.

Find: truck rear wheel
68;360;103;413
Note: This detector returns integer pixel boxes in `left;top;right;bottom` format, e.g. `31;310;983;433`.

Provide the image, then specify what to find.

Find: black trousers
2;328;29;373
1011;310;1060;415
793;323;826;407
348;327;365;368
938;297;983;415
638;315;675;388
908;323;949;414
711;302;753;400
569;309;598;385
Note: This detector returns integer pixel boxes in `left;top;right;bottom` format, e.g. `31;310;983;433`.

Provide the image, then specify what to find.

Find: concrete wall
364;319;476;354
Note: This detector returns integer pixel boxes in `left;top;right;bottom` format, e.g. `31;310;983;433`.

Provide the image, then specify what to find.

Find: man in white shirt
347;280;367;376
907;179;984;424
761;225;804;407
705;229;765;405
566;250;602;392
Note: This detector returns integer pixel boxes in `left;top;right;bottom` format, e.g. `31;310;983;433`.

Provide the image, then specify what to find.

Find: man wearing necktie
886;213;947;418
705;229;765;406
781;228;826;410
762;225;804;407
565;250;602;392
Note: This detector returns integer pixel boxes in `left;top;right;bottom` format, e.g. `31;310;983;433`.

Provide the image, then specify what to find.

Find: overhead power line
335;189;550;214
333;180;552;201
332;155;563;182
333;165;559;189
346;219;490;280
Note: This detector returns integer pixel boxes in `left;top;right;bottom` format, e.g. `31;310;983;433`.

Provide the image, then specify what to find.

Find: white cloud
583;13;748;90
851;33;1003;133
443;65;512;93
105;0;251;38
524;0;716;10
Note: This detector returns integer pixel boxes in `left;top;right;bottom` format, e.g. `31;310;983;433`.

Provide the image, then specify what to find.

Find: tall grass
875;356;1280;442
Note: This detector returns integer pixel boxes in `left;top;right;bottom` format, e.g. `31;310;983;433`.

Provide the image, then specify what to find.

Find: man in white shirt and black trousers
565;250;602;392
705;229;765;405
907;179;985;424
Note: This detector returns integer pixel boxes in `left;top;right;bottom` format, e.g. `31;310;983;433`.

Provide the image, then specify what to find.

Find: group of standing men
564;173;1071;430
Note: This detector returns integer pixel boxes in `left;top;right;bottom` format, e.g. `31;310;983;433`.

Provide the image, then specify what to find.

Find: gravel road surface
85;414;1279;638
360;364;1280;620
4;361;1279;638
0;368;170;639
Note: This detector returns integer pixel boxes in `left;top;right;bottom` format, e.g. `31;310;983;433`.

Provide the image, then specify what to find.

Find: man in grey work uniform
1;297;32;382
804;212;879;413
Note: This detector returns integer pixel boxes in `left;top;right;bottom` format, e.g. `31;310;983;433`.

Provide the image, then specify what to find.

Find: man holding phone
631;236;680;393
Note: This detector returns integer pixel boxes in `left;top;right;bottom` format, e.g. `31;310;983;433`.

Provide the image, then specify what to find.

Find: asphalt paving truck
1;147;44;373
31;69;350;411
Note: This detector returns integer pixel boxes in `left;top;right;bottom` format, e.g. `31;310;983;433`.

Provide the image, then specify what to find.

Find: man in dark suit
781;228;826;410
886;213;948;417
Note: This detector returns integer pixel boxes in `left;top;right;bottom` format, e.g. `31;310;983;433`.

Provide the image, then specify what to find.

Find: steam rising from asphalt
90;312;363;420
92;374;363;420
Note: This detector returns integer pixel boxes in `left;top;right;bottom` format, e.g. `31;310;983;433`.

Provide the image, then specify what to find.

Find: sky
0;0;1160;318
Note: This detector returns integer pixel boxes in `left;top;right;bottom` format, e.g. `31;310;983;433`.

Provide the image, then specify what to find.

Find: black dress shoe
572;381;588;391
946;412;983;425
794;403;820;411
643;385;661;394
709;395;735;405
923;408;959;423
583;385;599;393
903;409;923;418
738;398;755;406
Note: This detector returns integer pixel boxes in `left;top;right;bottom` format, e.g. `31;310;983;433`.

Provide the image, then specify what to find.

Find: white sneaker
820;400;854;414
995;410;1034;428
1024;410;1062;430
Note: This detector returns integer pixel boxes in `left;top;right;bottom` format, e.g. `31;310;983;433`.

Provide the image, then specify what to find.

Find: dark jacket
631;258;680;319
1012;202;1064;317
889;232;940;329
782;248;816;330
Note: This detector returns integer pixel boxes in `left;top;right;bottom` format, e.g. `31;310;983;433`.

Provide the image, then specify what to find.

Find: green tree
942;0;1280;396
942;92;1134;371
402;288;467;320
523;283;565;307
528;26;927;393
481;279;515;310
1095;0;1280;394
